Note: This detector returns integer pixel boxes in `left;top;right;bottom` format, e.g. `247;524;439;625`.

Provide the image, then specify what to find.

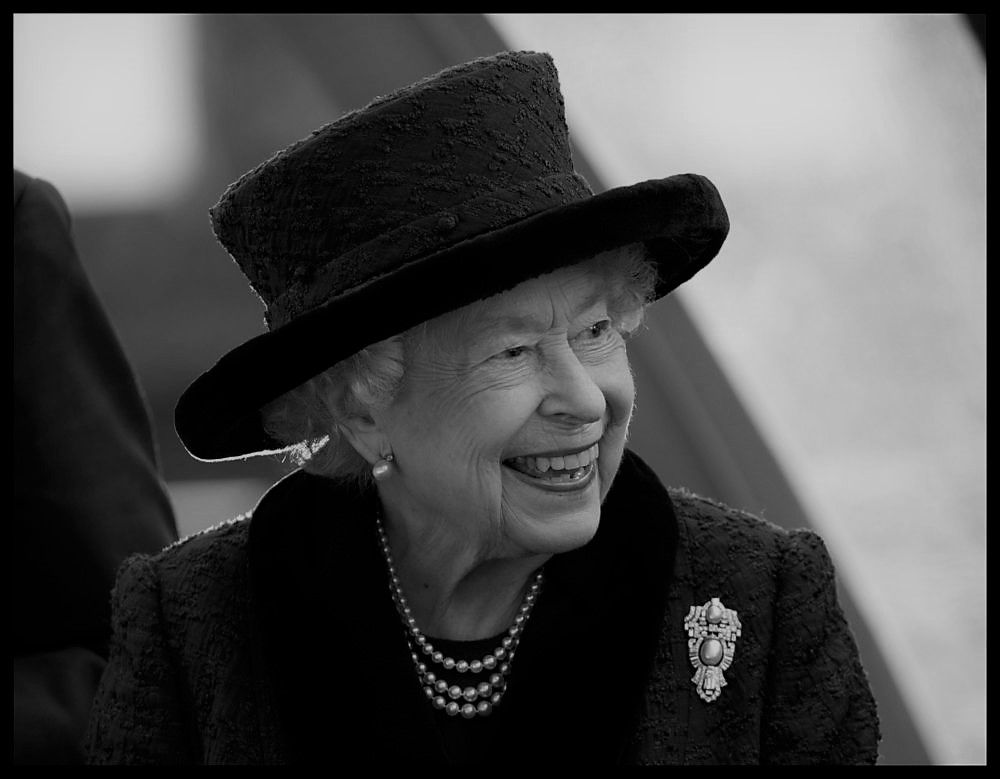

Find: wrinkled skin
345;262;637;637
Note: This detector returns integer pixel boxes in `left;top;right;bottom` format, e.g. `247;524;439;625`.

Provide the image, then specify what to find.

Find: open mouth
502;442;600;488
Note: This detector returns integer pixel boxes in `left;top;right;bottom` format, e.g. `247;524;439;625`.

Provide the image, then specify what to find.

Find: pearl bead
706;604;724;624
699;638;724;666
376;515;545;721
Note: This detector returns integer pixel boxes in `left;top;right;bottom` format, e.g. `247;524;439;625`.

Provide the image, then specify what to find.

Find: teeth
509;443;600;476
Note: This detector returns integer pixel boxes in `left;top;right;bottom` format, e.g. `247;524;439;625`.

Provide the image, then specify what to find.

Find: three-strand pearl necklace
376;518;544;719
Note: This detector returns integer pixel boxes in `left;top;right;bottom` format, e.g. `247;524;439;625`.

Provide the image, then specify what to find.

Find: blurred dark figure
13;169;178;764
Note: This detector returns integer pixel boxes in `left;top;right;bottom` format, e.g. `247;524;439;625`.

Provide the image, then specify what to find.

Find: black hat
176;50;729;461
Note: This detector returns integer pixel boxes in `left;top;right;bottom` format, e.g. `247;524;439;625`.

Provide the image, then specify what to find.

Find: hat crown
210;51;589;326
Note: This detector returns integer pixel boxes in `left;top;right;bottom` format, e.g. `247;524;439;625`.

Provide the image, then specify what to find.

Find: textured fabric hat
176;50;729;461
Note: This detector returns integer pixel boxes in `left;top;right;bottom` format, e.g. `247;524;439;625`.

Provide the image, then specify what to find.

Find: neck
377;496;549;641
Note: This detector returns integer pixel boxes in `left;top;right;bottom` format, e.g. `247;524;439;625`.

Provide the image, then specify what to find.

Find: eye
571;319;618;355
497;345;528;360
585;320;612;339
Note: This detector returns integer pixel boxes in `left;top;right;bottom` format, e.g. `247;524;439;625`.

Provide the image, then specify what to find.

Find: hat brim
175;173;729;461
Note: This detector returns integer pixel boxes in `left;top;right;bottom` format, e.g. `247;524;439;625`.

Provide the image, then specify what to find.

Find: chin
545;508;602;553
506;496;603;557
500;442;624;556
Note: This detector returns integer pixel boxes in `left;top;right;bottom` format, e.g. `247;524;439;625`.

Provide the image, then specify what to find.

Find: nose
538;343;606;425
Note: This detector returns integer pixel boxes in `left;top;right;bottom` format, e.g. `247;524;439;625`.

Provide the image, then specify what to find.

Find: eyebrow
467;286;609;341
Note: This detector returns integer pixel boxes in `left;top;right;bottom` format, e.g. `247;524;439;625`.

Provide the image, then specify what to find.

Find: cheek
472;391;542;450
599;351;636;427
596;355;636;493
400;384;540;468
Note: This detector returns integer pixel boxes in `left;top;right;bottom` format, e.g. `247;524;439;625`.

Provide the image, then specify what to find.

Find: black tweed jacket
85;450;879;764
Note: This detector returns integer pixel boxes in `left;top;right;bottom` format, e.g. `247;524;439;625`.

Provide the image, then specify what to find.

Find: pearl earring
372;453;395;481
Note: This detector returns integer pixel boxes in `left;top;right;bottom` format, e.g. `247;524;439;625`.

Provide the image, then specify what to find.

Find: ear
337;410;392;466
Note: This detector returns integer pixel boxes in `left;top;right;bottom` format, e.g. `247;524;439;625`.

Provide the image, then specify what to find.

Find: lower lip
502;460;598;493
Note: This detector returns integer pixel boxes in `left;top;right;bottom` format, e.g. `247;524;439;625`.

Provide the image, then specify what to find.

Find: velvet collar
248;449;678;764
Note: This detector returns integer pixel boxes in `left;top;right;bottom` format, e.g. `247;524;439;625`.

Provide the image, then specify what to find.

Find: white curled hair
261;243;659;485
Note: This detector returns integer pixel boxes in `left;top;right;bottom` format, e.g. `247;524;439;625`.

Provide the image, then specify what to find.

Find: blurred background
13;13;985;765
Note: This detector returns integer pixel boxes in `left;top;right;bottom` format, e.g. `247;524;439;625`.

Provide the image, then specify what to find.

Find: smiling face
367;260;639;562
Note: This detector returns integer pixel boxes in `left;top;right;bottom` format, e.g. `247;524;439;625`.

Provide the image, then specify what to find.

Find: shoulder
103;514;260;687
669;485;788;538
112;514;254;614
613;450;834;584
158;513;253;568
668;486;834;581
615;450;833;573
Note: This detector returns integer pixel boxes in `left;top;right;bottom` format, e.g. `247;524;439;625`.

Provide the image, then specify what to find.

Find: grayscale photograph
13;13;985;766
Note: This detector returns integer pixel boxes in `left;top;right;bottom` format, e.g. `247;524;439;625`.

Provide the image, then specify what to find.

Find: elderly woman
85;51;879;765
